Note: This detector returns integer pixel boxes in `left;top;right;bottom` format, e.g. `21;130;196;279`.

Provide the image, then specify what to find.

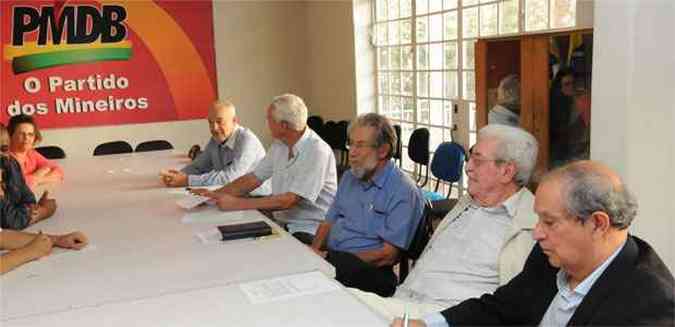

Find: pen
403;311;409;327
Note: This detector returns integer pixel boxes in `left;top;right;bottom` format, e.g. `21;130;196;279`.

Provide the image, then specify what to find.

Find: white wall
592;0;675;272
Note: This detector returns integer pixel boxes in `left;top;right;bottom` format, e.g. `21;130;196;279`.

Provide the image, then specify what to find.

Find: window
373;0;577;193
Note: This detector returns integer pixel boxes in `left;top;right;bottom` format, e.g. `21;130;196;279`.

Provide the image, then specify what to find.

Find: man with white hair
353;124;539;319
160;100;269;195
195;94;337;244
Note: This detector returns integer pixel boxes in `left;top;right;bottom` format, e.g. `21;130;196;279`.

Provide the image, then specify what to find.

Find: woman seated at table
1;124;57;230
0;228;88;275
7;114;64;188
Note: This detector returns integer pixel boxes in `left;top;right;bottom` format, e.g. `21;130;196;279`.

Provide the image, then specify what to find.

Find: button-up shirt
326;160;424;252
253;128;337;235
182;126;270;195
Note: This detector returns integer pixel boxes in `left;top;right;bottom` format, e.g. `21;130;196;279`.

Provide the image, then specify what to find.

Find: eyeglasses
465;145;504;166
346;141;378;151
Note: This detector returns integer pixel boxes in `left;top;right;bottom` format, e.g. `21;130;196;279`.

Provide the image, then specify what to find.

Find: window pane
500;0;519;34
402;46;413;70
429;126;444;152
417;44;429;70
378;96;388;114
444;11;457;40
377;23;388;46
444;42;457;69
377;0;388;21
444;70;458;98
388;0;400;19
391;46;401;69
417;99;430;124
391;72;401;95
444;0;457;10
551;0;576;28
417;72;429;97
416;0;428;15
430;71;443;98
463;0;478;6
463;71;475;100
525;0;548;31
379;47;389;70
429;0;443;13
390;96;402;120
400;0;412;17
379;72;389;94
401;19;412;44
402;97;414;121
389;21;400;44
430;100;444;127
463;40;475;69
402;72;414;95
480;4;498;36
462;7;478;38
401;123;414;147
429;43;444;70
416;16;428;43
429;14;443;42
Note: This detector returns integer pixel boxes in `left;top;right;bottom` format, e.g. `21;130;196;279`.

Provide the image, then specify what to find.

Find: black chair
428;142;466;218
407;128;430;187
93;141;133;156
392;125;402;167
322;120;337;147
398;199;433;284
135;140;174;152
35;146;66;159
335;120;350;168
307;115;324;134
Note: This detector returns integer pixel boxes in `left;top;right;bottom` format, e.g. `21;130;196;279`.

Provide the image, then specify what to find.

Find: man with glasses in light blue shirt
392;161;674;327
311;113;424;297
161;100;270;195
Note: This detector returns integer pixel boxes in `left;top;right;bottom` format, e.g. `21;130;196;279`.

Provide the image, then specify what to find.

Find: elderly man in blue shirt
160;100;270;195
311;113;424;297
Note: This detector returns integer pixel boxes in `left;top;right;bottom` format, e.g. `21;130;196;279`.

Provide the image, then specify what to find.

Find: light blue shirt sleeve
181;140;215;175
186;130;265;187
422;312;450;327
253;145;276;182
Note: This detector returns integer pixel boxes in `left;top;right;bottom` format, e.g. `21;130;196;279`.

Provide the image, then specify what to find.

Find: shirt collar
290;127;312;158
220;125;242;150
361;160;395;190
470;188;524;219
556;239;627;296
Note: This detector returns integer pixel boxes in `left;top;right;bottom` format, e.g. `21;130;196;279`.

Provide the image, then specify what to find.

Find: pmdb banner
1;0;217;129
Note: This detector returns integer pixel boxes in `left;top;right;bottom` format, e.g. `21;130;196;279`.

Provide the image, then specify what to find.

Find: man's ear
589;211;611;237
500;161;517;183
378;144;391;160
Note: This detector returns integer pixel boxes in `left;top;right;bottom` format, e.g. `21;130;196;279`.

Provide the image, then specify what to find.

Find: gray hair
270;94;308;131
497;74;520;107
347;113;397;159
212;99;237;116
544;163;638;229
478;124;538;186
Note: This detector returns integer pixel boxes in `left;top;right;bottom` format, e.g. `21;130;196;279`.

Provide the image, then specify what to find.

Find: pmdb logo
6;5;131;74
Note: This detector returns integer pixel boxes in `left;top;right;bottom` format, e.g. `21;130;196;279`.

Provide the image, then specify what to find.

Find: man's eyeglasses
464;145;505;165
346;141;377;151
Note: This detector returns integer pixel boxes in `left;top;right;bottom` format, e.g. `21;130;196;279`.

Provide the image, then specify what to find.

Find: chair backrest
135;140;174;152
407;128;430;165
322;120;337;147
335;120;349;151
430;142;466;183
399;199;433;283
34;146;66;159
93;141;133;156
307;115;324;133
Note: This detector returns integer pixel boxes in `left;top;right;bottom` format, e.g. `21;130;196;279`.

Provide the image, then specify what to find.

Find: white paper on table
239;271;340;304
176;195;210;210
181;209;248;224
168;185;223;196
194;228;222;244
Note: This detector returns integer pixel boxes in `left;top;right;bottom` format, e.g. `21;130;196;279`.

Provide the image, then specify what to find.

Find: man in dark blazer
392;160;674;326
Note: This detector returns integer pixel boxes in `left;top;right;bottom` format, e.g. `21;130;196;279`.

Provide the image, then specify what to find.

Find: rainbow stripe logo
5;41;133;74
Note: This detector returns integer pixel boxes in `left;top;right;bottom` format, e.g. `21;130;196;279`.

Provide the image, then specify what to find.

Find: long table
1;151;386;326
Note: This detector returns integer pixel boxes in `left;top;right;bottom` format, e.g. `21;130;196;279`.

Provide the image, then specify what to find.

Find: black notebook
217;221;273;241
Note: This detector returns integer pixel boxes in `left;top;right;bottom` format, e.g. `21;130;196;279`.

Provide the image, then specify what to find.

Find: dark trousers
326;250;397;297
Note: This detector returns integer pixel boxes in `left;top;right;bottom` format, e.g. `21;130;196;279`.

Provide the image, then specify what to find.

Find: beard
351;156;379;181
